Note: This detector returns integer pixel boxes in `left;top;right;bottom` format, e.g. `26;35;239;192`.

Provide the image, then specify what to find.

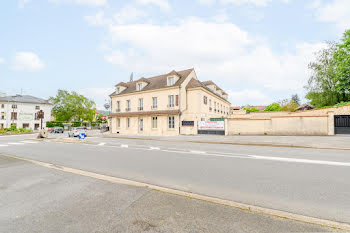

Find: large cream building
109;68;230;136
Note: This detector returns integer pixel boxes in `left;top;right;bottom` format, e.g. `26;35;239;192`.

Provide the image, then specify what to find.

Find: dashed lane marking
190;150;206;154
98;142;106;146
21;141;39;144
0;145;9;147
121;144;129;148
7;142;25;145
149;147;160;150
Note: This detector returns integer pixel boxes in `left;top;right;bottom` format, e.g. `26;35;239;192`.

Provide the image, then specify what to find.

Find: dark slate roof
111;68;194;96
0;95;51;104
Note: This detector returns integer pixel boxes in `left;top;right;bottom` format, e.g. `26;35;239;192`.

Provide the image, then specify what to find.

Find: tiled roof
0;95;51;104
186;78;230;103
111;68;194;96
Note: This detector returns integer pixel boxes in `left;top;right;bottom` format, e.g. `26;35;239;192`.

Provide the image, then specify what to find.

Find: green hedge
46;121;65;127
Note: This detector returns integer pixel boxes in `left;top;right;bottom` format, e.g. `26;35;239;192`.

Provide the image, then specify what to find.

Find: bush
46;121;65;127
72;121;81;127
265;103;282;111
243;107;260;113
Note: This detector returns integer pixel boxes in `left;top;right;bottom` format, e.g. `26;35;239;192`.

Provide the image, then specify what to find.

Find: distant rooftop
0;94;51;104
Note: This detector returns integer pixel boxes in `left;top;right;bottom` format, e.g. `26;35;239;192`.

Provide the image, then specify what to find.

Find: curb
2;153;350;232
102;136;350;151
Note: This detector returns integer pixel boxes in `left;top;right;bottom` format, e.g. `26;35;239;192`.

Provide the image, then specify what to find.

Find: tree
264;103;282;111
305;42;342;107
50;90;95;122
291;94;300;105
243;107;259;112
334;29;350;96
281;100;298;112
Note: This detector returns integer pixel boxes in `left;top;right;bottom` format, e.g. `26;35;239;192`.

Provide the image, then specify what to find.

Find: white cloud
198;0;290;6
227;89;273;105
78;87;114;109
12;52;45;72
0;57;4;64
85;11;110;26
136;0;170;11
311;0;350;32
18;0;31;8
49;0;107;7
101;17;325;95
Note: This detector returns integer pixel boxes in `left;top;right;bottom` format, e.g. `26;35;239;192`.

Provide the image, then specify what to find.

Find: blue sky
1;0;349;108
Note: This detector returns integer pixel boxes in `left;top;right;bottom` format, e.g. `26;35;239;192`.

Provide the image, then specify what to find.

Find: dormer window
116;87;120;94
137;83;143;91
167;76;175;86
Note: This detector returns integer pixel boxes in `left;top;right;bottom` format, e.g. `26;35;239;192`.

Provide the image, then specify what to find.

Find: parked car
50;127;64;133
68;127;88;137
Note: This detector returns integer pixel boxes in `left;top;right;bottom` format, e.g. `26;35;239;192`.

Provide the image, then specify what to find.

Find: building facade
0;94;52;130
109;68;230;136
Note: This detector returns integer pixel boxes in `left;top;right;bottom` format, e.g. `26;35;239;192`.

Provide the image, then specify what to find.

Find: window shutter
175;95;179;106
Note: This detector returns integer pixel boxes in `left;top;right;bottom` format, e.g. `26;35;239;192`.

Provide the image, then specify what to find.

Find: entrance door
334;115;350;134
139;118;143;132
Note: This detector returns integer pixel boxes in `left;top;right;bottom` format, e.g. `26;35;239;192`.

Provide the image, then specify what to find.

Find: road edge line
3;153;350;232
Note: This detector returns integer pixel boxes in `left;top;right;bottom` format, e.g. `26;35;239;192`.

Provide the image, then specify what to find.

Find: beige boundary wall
226;114;334;136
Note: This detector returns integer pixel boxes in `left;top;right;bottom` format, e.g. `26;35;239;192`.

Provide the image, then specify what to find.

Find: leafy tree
281;100;298;112
264;103;282;111
291;94;300;105
243;107;259;112
50;90;95;122
305;42;342;107
334;29;350;96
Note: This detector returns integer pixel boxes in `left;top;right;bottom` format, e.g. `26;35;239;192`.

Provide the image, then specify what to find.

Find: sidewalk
102;133;350;150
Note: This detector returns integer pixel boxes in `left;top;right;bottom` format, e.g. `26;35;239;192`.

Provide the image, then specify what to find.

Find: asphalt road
1;154;334;233
0;134;349;225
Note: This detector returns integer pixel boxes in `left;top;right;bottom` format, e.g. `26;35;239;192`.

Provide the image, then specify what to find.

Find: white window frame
139;98;143;111
117;118;121;128
152;97;157;109
152;117;158;129
168;95;174;107
139;118;143;131
137;83;143;91
167;76;175;86
127;118;130;128
168;116;175;129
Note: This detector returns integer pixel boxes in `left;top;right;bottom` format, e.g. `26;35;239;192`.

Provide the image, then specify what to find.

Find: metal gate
197;121;225;135
334;115;350;134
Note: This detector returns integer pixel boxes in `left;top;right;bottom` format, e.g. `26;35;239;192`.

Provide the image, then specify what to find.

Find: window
137;83;143;91
214;102;216;112
35;106;40;110
203;96;207;105
116;87;120;94
167;76;175;86
152;117;158;129
1;112;5;120
182;121;194;126
127;118;130;128
138;98;143;111
1;104;4;108
168;95;174;107
152;97;157;109
168;116;175;129
12;104;17;109
117;118;121;128
117;101;121;112
139;118;143;131
11;112;17;120
209;100;212;111
126;100;130;111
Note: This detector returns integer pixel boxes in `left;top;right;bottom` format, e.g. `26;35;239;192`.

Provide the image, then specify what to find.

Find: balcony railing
167;104;175;108
125;108;130;112
138;107;144;111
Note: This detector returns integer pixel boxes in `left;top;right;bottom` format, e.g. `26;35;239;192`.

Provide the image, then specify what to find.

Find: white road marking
190;150;206;154
251;155;350;167
7;142;25;145
149;147;160;150
0;144;9;147
20;141;38;144
98;142;106;146
121;144;128;148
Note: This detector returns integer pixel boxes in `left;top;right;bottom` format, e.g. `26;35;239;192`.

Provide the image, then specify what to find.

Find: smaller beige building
109;68;230;136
